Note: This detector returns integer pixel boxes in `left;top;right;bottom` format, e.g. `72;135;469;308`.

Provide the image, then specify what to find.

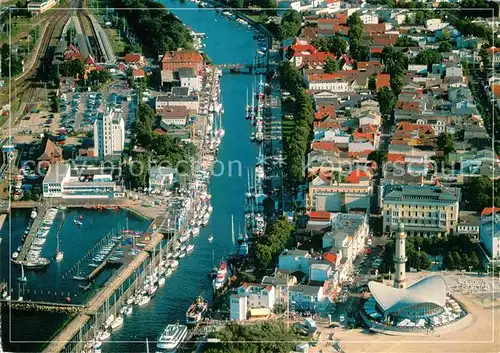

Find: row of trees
381;234;484;273
347;12;368;61
1;43;23;77
252;216;294;273
112;0;193;55
311;36;348;57
205;321;304;353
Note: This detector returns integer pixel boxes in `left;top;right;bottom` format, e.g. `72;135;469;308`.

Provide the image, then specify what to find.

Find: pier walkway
17;205;47;262
1;300;85;314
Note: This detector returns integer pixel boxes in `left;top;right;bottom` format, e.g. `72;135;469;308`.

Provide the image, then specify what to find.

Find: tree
272;10;301;40
229;0;243;8
415;49;441;69
328;36;348;56
438;41;452;53
377;87;396;115
443;252;455;270
395;36;418;47
390;73;404;96
60;59;85;78
479;44;491;68
381;46;408;77
368;75;377;91
311;37;329;52
437;132;455;156
323;57;339;73
348;12;364;60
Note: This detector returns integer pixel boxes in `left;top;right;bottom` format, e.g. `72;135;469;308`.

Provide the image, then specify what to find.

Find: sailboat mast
231;215;235;246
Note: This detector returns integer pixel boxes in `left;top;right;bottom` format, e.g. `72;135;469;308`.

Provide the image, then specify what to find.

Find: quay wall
42;232;167;353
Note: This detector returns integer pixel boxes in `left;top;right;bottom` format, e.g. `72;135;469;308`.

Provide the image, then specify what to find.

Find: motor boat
156;324;188;351
111;316;123;329
185;295;208;325
186;244;194;253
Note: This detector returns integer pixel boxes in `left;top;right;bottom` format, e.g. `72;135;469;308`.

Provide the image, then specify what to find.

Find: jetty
17;205;47;262
1;300;85;314
42;232;167;353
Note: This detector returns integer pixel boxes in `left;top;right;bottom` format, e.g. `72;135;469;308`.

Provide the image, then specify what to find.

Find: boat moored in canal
185;295;208;325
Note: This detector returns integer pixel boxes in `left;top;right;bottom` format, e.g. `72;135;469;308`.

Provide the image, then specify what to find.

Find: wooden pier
1;300;86;314
17;205;47;262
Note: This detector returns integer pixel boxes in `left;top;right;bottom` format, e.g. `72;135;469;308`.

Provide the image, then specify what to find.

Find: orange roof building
161;49;203;73
376;73;390;89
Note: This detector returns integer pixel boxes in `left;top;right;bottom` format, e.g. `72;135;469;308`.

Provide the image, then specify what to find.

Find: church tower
393;223;407;289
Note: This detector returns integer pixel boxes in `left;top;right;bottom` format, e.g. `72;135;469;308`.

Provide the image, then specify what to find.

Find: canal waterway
102;2;260;351
1;2;261;352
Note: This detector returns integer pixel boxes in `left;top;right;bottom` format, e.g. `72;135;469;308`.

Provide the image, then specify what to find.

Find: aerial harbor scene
0;0;500;352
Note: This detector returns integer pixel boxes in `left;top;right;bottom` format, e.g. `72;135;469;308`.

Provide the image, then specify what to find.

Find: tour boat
111;316;123;329
157;324;188;351
208;234;213;243
185;295;208;325
212;261;228;292
186;244;194;253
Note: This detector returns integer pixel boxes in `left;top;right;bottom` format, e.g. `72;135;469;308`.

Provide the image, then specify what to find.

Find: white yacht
156;324;188;351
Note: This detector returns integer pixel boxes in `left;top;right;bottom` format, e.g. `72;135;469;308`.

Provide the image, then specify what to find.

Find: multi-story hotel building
93;110;125;160
381;185;459;237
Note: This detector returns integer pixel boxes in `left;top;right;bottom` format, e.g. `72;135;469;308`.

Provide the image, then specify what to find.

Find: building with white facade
360;13;379;24
288;284;326;311
149;166;178;192
42;163;123;199
230;283;275;321
308;78;350;92
178;68;200;93
278;249;312;273
480;208;500;259
381;185;459;237
93;110;125;160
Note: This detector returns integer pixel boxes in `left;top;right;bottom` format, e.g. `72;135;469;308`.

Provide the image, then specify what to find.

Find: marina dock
42;232;166;353
17;205;47;262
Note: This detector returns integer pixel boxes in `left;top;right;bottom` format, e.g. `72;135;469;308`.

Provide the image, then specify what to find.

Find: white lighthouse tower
393;223;407;289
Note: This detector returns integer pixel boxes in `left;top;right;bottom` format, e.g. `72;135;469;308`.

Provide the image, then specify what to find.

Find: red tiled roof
396;101;422;112
301;52;336;65
370;47;384;54
324;252;337;264
132;69;145;77
481;207;500;217
314;121;340;129
311;141;339;152
364;23;387;33
124;53;143;63
357;61;383;70
376;73;390;89
289;44;317;54
345;170;369;183
308;211;332;220
161;50;203;63
371;34;399;46
387;153;405;162
314;105;336;120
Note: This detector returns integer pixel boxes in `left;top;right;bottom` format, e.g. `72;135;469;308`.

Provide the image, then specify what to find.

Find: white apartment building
308;78;350;92
381;184;459;237
93;110;125;160
230;283;275;321
360;13;379;24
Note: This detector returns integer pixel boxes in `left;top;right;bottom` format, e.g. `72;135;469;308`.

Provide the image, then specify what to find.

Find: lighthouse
393;223;407;289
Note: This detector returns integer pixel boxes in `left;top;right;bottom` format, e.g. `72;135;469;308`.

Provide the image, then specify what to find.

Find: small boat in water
125;306;133;315
158;277;166;287
74;219;82;226
111;316;123;329
186;244;194;253
208;234;213;243
99;330;110;341
179;251;186;258
185;295;208;325
170;260;179;269
138;295;151;306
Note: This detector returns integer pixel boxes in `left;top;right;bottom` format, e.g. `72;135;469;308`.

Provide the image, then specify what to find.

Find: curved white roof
368;276;446;315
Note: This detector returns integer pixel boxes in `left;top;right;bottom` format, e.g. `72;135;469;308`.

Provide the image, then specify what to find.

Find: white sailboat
55;221;63;262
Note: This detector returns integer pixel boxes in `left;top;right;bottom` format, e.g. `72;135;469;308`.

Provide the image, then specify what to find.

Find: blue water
102;3;259;351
